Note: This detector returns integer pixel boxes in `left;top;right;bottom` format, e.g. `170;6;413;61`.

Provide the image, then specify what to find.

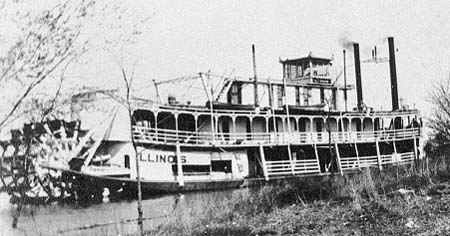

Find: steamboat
1;37;422;199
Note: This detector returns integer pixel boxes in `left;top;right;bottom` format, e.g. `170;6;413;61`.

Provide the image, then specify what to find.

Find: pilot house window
227;83;242;104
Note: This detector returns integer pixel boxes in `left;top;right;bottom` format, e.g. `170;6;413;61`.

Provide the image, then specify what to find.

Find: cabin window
268;118;276;132
296;64;302;77
277;85;283;107
227;83;242;104
313;64;318;76
316;120;323;132
172;165;210;175
178;114;196;132
157;112;176;130
286;64;291;78
290;65;296;78
295;87;300;106
304;88;311;106
124;155;130;169
302;62;308;76
221;119;230;141
320;88;325;104
246;119;251;140
211;160;232;173
356;120;362;131
298;119;307;132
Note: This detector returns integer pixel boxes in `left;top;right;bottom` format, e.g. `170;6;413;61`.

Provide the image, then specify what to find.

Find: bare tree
0;0;97;228
0;0;98;130
429;75;450;141
118;59;144;236
426;74;450;173
0;0;153;230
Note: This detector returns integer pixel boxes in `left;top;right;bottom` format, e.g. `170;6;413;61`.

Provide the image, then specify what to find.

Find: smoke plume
338;31;355;50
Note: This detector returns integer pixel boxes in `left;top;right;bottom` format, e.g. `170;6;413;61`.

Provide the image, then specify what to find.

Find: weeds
145;158;450;235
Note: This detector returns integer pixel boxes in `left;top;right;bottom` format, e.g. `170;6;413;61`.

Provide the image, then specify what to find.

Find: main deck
129;104;421;181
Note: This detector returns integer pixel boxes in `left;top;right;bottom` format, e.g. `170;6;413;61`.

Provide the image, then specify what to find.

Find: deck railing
339;152;415;171
262;152;415;178
265;159;320;177
132;103;420;118
340;155;378;170
132;126;420;146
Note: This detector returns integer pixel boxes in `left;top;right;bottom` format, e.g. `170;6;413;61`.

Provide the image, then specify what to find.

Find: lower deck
131;137;419;183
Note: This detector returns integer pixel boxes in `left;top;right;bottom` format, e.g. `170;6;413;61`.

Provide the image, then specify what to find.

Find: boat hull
61;168;245;198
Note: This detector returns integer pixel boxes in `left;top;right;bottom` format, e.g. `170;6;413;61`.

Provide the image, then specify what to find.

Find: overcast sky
3;0;450;117
98;0;449;116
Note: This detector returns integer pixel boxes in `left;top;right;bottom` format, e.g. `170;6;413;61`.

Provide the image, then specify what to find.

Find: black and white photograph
0;0;449;235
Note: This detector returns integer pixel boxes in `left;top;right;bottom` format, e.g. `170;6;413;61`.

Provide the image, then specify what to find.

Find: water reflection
0;188;249;236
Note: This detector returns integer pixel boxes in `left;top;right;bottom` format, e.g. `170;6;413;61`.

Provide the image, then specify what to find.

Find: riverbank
147;165;450;235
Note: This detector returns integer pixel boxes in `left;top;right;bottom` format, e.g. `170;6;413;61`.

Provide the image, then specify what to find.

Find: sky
2;0;450;118
88;0;449;117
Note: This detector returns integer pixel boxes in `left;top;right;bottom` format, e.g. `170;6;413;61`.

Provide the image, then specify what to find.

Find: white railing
340;155;379;170
256;151;414;177
132;102;420;119
132;126;420;147
265;159;320;177
339;152;415;171
358;155;379;167
340;156;360;170
380;152;415;165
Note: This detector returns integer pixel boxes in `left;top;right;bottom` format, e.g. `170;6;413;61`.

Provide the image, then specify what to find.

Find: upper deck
131;103;421;148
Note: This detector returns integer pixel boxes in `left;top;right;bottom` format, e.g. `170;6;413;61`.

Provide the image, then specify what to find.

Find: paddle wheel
0;119;93;203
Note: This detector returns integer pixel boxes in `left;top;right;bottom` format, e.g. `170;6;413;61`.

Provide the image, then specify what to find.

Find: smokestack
252;44;259;107
353;43;363;110
388;37;399;111
343;49;348;112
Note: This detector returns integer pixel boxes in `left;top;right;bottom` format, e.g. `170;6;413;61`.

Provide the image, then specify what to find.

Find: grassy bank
145;162;450;236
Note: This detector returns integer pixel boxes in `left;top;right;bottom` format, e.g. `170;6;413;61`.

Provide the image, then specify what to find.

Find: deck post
268;81;273;108
272;113;277;144
314;144;320;172
393;140;398;164
176;143;184;187
376;140;382;170
355;142;361;170
154;111;159;142
194;114;199;144
287;144;295;175
174;113;179;142
259;145;269;181
249;116;254;141
334;143;343;176
265;116;269;143
231;116;237;142
413;137;418;160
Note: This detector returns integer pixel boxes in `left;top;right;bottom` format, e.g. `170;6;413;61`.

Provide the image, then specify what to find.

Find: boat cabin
226;53;343;110
281;52;333;85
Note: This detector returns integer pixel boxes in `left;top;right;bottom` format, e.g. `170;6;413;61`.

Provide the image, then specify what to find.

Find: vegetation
142;164;449;235
425;75;450;175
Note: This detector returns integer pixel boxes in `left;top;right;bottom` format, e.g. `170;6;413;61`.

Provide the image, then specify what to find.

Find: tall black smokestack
353;43;363;110
388;37;399;111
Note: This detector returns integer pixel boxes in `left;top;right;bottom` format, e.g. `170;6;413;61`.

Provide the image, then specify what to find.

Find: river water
0;188;249;236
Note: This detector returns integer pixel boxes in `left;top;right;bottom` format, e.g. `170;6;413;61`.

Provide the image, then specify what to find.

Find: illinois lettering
139;153;187;164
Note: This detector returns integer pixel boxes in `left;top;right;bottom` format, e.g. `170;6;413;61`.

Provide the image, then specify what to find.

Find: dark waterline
0;188;250;235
